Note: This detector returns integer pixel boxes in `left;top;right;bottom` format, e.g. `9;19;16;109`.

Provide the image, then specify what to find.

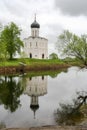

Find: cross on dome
34;13;36;21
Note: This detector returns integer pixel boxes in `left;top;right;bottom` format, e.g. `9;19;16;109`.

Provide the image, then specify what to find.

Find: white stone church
24;16;48;59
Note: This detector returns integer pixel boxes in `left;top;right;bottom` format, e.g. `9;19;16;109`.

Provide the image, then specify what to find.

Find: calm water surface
0;67;87;128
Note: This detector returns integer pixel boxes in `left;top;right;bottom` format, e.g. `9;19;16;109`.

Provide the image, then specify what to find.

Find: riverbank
1;125;87;130
0;58;83;75
0;64;70;75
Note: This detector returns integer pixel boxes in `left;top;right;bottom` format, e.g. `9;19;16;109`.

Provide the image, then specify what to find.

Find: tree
49;53;58;59
1;22;24;59
0;24;7;60
56;30;87;65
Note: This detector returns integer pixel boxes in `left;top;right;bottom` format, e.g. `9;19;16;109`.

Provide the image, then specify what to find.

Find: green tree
56;30;87;65
1;22;24;59
49;53;58;59
0;24;7;60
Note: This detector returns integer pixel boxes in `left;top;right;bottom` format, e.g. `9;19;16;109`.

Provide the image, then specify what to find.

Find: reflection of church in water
24;76;47;118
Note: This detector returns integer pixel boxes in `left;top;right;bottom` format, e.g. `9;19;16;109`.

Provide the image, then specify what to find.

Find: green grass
0;58;64;67
0;58;83;67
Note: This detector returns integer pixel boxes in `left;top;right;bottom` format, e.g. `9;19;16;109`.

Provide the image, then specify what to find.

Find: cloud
2;0;53;18
2;0;30;17
55;0;87;16
0;0;87;55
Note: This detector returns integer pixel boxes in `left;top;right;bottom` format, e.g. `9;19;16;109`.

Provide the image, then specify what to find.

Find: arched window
42;54;44;59
30;53;32;58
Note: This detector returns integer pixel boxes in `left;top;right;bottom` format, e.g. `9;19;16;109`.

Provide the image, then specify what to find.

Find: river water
0;67;87;128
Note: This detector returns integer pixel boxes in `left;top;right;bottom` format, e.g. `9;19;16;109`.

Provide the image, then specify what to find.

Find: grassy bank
0;58;83;67
0;58;84;75
0;58;64;67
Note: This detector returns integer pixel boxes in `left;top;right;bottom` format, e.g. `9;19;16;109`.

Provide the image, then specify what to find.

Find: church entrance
42;54;44;59
30;53;32;58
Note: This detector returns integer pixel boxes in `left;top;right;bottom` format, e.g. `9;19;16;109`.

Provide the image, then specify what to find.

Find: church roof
31;14;40;28
25;36;48;41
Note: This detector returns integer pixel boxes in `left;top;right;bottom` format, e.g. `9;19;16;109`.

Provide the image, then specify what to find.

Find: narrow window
30;42;32;47
33;31;34;37
35;30;37;37
36;42;37;46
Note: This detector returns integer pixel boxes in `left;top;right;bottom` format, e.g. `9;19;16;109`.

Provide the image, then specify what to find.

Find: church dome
31;15;40;28
31;20;40;28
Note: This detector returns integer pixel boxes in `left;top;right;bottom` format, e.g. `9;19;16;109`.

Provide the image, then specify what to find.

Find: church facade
24;16;48;59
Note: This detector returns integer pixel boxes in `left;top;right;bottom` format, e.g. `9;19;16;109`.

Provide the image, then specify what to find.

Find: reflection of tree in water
0;76;24;112
50;73;58;78
55;91;87;125
49;69;68;78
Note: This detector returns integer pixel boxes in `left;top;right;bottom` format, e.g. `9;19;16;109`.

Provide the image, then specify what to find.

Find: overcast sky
0;0;87;54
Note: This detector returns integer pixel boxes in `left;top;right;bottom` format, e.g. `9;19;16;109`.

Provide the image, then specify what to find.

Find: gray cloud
55;0;87;16
2;0;29;17
41;23;63;43
2;0;51;17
